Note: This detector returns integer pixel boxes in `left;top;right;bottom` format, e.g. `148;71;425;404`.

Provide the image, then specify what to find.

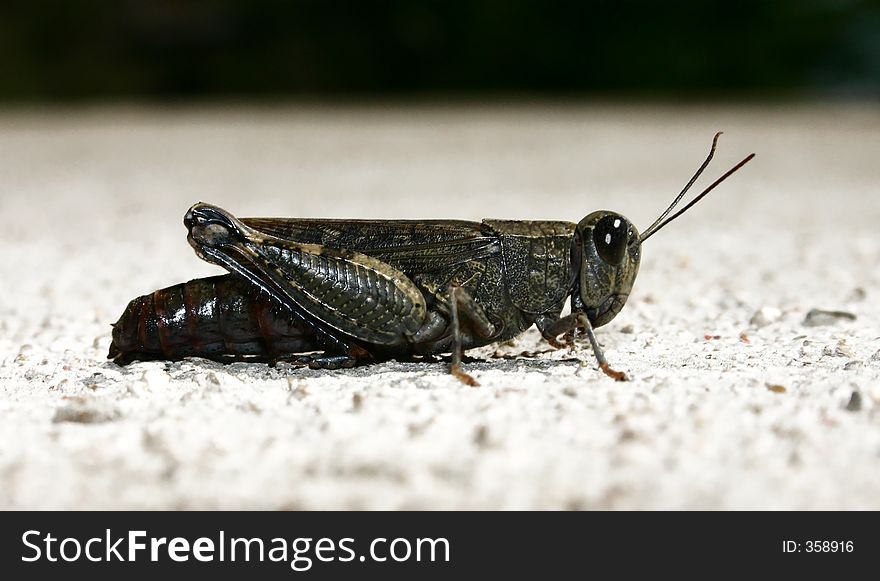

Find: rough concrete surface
1;103;878;509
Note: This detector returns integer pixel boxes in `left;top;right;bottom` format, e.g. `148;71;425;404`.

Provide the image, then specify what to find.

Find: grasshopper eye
592;215;628;265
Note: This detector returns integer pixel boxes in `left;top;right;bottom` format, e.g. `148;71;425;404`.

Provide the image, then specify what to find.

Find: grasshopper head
572;133;756;329
574;211;640;328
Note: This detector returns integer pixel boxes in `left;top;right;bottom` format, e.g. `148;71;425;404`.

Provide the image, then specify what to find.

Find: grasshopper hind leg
279;353;359;370
270;333;373;370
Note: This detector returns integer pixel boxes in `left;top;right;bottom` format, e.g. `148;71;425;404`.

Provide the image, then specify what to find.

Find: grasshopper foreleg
540;312;628;381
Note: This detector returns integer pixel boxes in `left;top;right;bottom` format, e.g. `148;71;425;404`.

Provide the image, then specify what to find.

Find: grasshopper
109;133;753;385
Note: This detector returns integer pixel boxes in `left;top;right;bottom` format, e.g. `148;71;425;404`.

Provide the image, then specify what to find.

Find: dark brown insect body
109;275;319;364
110;218;577;374
109;134;754;383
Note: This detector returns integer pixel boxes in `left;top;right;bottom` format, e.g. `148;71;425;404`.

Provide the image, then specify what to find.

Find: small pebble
52;399;120;424
766;383;787;394
823;340;855;358
142;368;172;388
845;287;866;302
845;392;862;412
750;307;782;328
80;372;107;390
835;340;856;358
15;344;34;362
473;425;490;448
803;309;856;327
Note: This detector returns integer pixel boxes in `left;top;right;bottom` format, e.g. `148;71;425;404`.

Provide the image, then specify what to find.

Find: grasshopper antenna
638;132;723;243
639;151;755;244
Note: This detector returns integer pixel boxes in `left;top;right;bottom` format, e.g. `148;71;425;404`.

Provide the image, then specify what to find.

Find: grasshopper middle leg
445;285;496;386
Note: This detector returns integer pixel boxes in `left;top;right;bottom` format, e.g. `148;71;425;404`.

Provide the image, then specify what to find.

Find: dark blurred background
0;0;877;101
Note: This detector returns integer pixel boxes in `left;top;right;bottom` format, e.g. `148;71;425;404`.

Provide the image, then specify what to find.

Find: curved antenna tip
639;150;756;244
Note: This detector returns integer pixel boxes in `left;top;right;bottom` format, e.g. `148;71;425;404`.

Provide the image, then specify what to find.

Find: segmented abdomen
108;275;318;364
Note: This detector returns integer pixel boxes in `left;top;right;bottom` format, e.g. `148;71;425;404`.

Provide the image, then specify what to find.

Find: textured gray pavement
1;103;878;509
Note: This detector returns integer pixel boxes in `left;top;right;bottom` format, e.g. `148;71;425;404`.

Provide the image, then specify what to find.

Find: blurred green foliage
0;0;876;100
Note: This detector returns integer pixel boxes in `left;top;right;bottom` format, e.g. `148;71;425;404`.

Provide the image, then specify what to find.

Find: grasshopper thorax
574;211;641;328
